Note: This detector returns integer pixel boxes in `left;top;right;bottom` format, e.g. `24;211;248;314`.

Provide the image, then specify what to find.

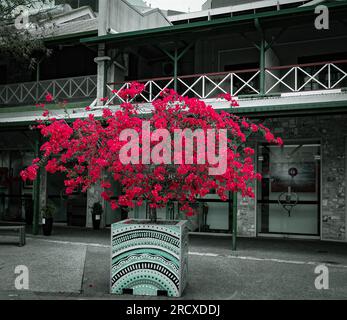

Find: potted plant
20;83;282;297
91;201;103;230
111;218;188;297
41;202;56;236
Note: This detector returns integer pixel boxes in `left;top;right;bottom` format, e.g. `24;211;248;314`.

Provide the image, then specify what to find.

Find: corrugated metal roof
169;0;312;22
44;18;98;37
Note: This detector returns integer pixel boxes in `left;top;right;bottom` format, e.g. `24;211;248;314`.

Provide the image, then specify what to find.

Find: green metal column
32;139;41;235
255;18;266;96
232;192;238;251
35;61;40;104
259;37;266;96
173;48;178;92
158;43;194;93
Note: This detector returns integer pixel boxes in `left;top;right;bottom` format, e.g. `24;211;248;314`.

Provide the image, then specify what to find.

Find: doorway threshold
189;232;232;237
258;233;320;240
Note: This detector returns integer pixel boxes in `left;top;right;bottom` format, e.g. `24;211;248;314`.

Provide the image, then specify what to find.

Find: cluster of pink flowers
21;85;283;216
112;82;146;101
20;164;39;181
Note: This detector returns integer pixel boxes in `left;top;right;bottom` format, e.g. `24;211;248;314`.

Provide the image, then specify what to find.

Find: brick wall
237;113;346;241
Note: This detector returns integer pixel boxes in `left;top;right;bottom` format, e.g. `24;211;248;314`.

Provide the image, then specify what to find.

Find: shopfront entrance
257;142;321;238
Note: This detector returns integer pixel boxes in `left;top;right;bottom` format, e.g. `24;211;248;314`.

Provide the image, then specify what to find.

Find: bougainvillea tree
21;83;283;223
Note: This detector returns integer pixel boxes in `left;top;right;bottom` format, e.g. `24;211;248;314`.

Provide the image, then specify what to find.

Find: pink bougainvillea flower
20;164;38;182
276;137;284;146
101;181;112;189
42;110;50;117
45;93;53;103
231;100;239;107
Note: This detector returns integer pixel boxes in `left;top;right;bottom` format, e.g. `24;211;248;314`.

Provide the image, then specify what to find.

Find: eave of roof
44;30;98;45
1;98;347;128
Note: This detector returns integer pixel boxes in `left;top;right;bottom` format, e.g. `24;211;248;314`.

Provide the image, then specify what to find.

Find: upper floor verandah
105;59;347;106
1;1;347;110
1;58;346;109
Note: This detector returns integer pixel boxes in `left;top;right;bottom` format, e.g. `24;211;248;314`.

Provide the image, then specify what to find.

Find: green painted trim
255;17;266;96
0;100;91;114
0;100;94;128
81;2;347;45
230;100;347;115
238;93;281;99
2;99;347;128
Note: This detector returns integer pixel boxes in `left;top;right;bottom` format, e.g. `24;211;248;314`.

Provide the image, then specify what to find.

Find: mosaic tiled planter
111;219;188;297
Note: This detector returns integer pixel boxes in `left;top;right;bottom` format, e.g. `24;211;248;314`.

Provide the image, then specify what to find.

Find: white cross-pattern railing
178;69;260;98
106;69;260;105
265;60;347;94
105;60;347;105
0;75;97;106
106;77;175;105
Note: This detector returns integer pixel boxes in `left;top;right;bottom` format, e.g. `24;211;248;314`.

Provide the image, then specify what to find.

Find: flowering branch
21;83;283;222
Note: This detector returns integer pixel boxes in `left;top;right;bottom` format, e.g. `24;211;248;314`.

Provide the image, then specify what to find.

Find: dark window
224;62;259;72
0;65;7;84
298;52;347;64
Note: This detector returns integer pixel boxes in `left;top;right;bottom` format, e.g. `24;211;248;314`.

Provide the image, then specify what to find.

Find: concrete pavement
0;227;347;300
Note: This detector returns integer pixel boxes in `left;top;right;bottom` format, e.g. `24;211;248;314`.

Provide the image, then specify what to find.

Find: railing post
328;64;331;89
149;81;153;102
20;84;23;104
86;76;90;96
202;76;205;99
71;78;73;98
230;73;234;96
295;67;298;92
53;80;56;100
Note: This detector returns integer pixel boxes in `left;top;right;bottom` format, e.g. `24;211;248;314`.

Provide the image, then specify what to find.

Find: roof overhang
80;1;347;46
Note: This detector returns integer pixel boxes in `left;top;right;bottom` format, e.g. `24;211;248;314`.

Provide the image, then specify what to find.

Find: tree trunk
149;207;157;224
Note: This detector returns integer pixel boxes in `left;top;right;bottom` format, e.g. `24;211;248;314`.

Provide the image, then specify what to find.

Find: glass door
257;143;321;236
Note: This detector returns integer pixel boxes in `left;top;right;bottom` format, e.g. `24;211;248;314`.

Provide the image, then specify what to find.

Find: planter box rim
115;219;187;227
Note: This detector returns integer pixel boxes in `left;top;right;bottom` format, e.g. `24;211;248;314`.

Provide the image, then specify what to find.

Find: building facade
0;0;346;242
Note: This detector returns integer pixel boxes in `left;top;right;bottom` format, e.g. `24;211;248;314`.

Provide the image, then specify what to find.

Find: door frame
345;137;347;242
255;139;322;239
